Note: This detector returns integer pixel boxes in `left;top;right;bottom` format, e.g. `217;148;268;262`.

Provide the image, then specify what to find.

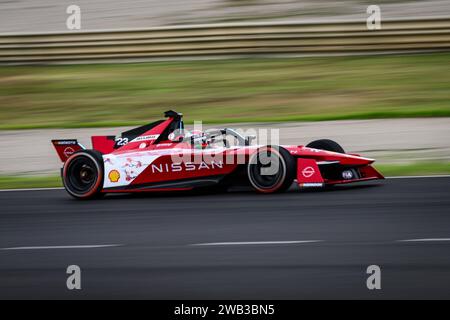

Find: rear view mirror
245;135;256;146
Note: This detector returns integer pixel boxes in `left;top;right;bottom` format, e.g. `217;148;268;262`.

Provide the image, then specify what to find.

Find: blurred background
1;0;450;32
0;0;449;187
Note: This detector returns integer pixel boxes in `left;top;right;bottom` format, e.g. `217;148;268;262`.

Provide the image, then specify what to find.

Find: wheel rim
248;149;286;191
66;156;98;194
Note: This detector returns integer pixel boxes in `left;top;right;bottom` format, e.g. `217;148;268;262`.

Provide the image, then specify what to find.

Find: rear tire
306;139;345;153
63;150;104;199
247;146;296;193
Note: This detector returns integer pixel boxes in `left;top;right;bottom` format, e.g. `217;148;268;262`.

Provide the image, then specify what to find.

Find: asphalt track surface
0;177;449;299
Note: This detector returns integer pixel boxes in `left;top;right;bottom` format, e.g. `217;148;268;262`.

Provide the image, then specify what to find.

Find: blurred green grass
1;162;449;189
375;162;450;177
0;175;62;189
0;53;449;129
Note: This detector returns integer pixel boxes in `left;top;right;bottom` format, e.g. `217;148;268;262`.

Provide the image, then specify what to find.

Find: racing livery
52;110;383;199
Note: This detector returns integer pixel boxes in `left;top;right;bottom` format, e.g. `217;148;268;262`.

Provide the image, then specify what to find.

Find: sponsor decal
156;143;174;147
55;140;77;145
305;147;322;153
131;135;159;142
125;169;137;181
102;154;159;188
151;161;223;173
63;147;75;158
299;183;324;188
342;170;354;180
122;158;144;181
123;158;142;168
108;170;120;183
302;166;315;178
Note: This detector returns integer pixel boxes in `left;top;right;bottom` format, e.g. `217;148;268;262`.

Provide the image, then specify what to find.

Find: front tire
306;139;345;153
63;150;104;199
247;146;296;193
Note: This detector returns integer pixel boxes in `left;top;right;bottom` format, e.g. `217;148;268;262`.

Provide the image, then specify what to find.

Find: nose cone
312;148;375;165
291;146;376;165
332;152;375;165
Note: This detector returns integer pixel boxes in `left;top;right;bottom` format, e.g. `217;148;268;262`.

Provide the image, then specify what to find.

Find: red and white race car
52;110;383;199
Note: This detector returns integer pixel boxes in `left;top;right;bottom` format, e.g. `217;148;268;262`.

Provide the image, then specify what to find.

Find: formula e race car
52;110;383;199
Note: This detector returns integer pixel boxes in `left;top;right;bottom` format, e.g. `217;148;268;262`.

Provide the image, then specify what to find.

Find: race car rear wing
51;139;85;162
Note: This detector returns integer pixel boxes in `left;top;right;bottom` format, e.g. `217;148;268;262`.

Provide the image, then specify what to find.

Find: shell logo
108;170;120;183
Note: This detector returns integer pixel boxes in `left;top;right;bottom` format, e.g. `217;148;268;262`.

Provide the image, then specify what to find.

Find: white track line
0;244;122;251
397;238;450;243
190;240;323;246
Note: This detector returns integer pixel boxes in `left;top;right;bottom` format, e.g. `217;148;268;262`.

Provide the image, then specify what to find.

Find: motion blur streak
1;0;450;33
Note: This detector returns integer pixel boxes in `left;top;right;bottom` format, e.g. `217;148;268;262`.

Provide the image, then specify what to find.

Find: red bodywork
52;112;383;194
